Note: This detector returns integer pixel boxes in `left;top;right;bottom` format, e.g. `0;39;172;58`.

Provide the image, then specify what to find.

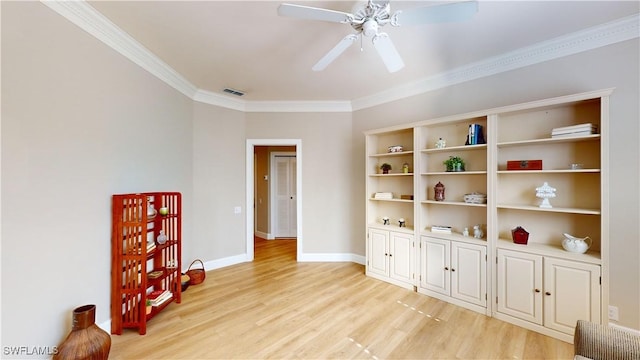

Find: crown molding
41;0;198;99
193;90;352;112
351;13;640;111
244;99;352;113
42;1;638;113
193;90;247;112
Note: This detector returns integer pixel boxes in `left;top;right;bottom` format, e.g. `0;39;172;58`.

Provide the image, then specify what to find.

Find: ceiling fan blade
393;1;478;27
372;33;404;73
312;34;358;71
278;3;353;24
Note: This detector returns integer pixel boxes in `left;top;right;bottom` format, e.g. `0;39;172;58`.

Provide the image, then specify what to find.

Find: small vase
54;305;111;360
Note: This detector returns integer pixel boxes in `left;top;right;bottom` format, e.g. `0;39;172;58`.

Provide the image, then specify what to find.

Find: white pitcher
562;233;592;254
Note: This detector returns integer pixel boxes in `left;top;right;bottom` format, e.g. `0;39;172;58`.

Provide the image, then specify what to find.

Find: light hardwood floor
109;238;574;359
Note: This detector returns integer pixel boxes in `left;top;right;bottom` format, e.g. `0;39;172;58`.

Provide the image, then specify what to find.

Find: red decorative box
507;160;542;171
511;226;529;245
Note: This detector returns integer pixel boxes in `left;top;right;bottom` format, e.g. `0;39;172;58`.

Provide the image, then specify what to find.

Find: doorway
246;139;302;261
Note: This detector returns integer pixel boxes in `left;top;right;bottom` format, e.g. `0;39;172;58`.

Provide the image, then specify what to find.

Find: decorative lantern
434;182;445;201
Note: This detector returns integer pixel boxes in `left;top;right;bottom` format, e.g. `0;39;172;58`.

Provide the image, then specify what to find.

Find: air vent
223;88;245;97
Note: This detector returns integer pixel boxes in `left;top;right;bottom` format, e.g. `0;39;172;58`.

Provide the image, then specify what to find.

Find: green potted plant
443;156;465;172
380;163;392;174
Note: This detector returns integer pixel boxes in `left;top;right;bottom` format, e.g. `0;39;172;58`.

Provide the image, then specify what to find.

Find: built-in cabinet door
497;249;543;325
422;237;450;296
389;232;413;283
451;242;486;307
368;228;388;277
543;257;601;334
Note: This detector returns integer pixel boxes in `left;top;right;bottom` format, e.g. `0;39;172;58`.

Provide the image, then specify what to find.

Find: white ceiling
85;1;639;104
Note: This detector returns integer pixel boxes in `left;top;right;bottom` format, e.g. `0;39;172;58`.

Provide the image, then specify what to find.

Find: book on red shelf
148;290;165;300
148;290;172;306
147;270;163;280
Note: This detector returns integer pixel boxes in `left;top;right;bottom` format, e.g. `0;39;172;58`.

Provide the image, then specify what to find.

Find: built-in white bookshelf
364;88;611;343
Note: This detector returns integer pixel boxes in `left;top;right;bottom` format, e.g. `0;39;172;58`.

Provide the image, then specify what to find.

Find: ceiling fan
278;0;478;73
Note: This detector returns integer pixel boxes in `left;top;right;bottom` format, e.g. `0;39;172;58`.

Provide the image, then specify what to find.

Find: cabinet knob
535;289;541;293
389;253;393;257
451;268;455;272
444;267;449;271
545;292;551;296
385;253;388;256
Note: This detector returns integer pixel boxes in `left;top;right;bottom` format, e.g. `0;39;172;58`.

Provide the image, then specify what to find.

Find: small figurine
399;218;406;227
436;138;446;149
382;216;390;225
462;227;469;237
473;225;484;239
403;163;410;174
535;182;557;208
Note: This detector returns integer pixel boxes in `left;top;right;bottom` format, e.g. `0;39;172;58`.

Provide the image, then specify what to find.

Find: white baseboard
198;254;249;272
298;253;365;265
98;319;110;334
254;231;270;240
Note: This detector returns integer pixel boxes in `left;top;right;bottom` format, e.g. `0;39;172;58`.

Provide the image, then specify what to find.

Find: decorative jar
54;305;111;360
434;182;445;201
511;226;529;245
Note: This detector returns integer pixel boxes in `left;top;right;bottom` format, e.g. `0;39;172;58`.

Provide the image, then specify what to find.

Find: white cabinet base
366;227;415;290
419;236;488;315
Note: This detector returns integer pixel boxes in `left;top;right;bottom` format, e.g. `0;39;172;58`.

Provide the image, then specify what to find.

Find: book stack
148;289;172;307
147;270;163;280
431;225;452;234
374;192;393;200
551;123;597;138
466;124;486;145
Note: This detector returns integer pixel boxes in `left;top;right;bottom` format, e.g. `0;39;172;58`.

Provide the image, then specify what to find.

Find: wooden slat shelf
111;192;182;335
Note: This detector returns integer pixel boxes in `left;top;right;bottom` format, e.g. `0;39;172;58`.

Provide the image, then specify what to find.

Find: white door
543;257;601;334
451;242;486;307
389;232;413;284
497;249;543;325
367;228;388;277
272;154;297;238
422;237;450;296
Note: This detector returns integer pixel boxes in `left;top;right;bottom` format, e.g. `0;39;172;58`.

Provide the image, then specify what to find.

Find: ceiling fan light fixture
277;1;477;72
362;19;378;37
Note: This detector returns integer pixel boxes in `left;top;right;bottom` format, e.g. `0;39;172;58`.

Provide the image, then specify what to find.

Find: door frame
270;152;297;239
246;139;302;261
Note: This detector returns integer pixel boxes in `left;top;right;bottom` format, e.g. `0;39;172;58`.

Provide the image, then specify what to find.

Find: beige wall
352;39;640;330
191;103;246;262
2;1;194;351
246;112;355;254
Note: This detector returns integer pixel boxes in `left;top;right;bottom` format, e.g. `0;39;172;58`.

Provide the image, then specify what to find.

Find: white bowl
464;193;487;204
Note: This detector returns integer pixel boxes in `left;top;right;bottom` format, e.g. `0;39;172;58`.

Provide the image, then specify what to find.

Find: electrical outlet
608;305;619;321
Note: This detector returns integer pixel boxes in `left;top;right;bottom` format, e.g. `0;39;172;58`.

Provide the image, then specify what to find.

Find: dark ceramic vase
54;305;111;360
